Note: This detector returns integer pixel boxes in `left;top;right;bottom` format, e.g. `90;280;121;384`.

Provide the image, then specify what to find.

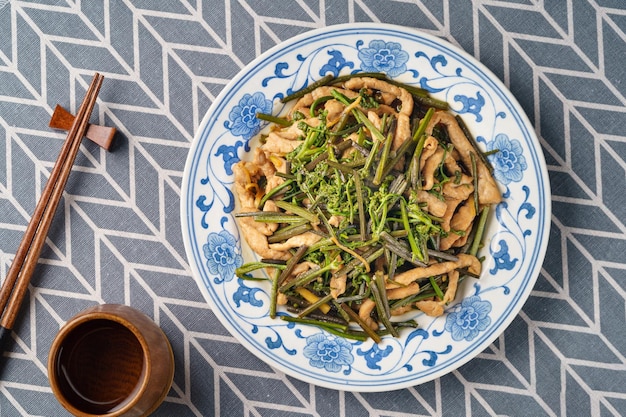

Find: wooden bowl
48;304;174;417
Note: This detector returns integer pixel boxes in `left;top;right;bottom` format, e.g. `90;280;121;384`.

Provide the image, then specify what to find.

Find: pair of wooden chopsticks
0;73;104;358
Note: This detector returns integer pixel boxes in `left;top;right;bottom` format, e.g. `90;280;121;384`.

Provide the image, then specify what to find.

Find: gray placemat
1;1;625;416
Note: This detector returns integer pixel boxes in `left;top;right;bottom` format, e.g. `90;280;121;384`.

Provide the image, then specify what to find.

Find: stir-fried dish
233;73;501;343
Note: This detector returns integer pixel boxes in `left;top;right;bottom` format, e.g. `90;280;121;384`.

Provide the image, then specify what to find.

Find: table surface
1;1;625;416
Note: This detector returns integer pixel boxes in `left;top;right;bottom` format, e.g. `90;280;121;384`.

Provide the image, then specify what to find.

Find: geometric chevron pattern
0;1;625;416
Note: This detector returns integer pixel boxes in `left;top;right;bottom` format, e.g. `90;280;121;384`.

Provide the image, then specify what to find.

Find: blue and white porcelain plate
181;23;551;392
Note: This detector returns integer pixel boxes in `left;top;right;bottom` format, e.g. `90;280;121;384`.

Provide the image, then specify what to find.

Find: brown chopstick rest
49;104;116;151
